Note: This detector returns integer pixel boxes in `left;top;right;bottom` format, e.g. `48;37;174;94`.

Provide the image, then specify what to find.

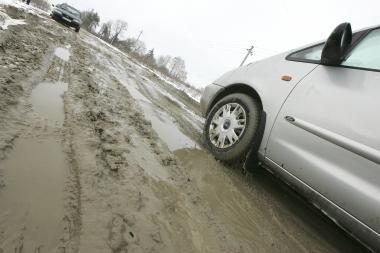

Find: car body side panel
212;53;318;155
262;156;380;252
266;65;380;235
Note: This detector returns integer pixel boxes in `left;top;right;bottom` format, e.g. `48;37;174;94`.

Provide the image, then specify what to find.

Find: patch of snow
54;47;71;62
133;61;202;102
146;80;204;124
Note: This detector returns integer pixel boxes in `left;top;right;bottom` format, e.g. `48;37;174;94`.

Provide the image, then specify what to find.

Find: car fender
212;52;319;155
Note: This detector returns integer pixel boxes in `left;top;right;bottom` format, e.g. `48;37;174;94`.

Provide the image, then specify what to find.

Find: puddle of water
125;77;151;103
30;82;67;124
118;75;198;151
153;84;204;124
134;77;204;128
103;58;199;151
140;103;198;151
54;47;71;62
130;135;169;181
0;137;67;251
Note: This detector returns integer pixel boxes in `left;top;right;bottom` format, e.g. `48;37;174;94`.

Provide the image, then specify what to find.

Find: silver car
201;23;380;252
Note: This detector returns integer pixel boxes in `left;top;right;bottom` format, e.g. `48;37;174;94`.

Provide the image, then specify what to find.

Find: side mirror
321;23;352;66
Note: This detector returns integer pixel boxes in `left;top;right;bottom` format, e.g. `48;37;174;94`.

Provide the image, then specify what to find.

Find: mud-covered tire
75;27;80;33
204;93;260;162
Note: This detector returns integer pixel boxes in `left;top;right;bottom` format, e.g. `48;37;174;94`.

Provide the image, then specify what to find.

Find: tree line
81;9;188;83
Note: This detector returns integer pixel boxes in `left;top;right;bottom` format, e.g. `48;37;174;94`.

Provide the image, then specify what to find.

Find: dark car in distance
51;3;82;33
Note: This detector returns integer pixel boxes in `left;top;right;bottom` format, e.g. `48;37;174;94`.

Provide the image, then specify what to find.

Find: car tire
75;27;80;33
204;93;260;162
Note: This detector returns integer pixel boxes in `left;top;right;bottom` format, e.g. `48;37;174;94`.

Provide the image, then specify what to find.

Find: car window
60;4;81;17
67;6;80;17
342;29;380;70
288;43;324;62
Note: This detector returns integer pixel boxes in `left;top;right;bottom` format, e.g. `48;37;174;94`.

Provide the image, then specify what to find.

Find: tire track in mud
0;42;80;253
174;149;369;253
64;36;247;253
126;73;205;149
85;40;203;152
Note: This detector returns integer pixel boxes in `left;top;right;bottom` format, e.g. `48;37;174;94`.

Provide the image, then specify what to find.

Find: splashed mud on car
0;3;370;253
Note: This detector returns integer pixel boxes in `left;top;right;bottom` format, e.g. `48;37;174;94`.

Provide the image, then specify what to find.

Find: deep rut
0;45;79;253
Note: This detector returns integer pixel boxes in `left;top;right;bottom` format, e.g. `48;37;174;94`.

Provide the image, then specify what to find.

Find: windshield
60;4;80;17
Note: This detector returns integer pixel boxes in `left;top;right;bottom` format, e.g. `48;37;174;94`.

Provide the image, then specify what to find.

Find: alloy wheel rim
209;103;247;149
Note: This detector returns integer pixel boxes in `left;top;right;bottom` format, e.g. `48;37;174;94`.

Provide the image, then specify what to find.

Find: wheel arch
206;83;263;117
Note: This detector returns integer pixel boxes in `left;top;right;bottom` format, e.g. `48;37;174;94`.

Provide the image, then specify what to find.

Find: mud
138;102;199;151
0;6;78;252
0;3;370;253
0;137;67;252
30;81;67;124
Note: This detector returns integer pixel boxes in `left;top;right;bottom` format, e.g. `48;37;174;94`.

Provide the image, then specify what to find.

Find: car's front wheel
75;27;80;33
204;93;260;161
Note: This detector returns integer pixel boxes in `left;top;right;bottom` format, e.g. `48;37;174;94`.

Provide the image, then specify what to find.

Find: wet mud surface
0;3;370;253
0;137;67;252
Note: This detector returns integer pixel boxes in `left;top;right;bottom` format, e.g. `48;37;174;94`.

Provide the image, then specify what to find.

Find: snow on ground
137;62;202;102
0;8;25;29
54;46;71;62
0;0;51;19
80;31;202;102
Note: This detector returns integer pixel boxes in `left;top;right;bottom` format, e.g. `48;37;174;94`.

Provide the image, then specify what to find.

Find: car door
266;28;380;233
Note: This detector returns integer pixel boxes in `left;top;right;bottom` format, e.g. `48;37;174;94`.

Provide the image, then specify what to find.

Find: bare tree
98;21;112;42
157;55;172;68
144;48;156;67
154;55;171;76
110;20;128;45
169;57;187;82
81;9;100;33
80;11;189;83
133;40;146;56
115;38;136;52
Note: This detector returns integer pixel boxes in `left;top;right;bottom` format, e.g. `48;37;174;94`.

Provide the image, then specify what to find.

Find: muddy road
0;3;369;253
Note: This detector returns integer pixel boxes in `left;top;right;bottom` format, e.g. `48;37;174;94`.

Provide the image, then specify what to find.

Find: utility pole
135;30;143;44
240;45;254;66
133;30;143;52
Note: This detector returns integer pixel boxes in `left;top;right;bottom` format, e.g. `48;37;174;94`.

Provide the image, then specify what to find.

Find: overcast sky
53;0;379;87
